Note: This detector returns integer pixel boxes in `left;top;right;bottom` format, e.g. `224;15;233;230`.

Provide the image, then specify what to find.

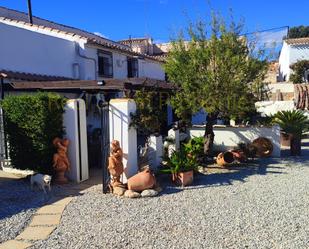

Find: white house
0;6;165;82
278;37;309;82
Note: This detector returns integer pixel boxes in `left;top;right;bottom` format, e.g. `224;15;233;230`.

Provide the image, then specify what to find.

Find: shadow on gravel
0;171;100;220
158;156;305;195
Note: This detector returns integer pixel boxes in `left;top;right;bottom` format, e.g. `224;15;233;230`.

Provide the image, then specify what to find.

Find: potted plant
183;136;205;162
273;110;309;156
161;148;198;186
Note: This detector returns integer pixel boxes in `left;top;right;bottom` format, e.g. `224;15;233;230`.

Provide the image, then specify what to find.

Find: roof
119;37;151;44
9;78;176;91
284;37;309;45
0;6;164;62
0;69;73;81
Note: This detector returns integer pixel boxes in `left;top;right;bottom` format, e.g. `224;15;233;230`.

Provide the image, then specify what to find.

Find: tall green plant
130;89;168;136
164;13;268;153
272;110;309;137
273;110;309;156
1;92;66;174
289;60;309;83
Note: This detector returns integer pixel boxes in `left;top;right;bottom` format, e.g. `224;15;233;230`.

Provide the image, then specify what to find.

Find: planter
251;137;273;157
54;164;68;184
172;170;194;187
280;132;291;147
127;169;156;192
216;151;234;167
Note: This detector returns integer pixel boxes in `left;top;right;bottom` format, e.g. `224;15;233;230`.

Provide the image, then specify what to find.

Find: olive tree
164;15;268;155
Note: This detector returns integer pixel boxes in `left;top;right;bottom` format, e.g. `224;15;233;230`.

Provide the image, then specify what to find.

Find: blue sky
1;0;308;44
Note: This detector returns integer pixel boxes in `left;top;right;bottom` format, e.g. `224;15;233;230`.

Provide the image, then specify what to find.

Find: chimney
27;0;33;24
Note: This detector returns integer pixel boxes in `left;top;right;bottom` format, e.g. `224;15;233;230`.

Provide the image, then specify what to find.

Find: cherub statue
108;140;124;188
52;137;70;184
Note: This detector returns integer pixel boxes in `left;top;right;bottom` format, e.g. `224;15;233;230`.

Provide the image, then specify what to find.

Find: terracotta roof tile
284;37;309;45
0;69;73;81
0;6;164;63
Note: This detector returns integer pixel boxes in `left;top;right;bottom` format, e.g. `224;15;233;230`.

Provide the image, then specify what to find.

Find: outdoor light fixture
97;80;105;86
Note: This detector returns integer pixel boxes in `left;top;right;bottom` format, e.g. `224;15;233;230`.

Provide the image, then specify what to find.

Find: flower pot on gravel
216;151;234;167
280;132;291;147
127;169;156;192
251;137;273;157
172;170;194;187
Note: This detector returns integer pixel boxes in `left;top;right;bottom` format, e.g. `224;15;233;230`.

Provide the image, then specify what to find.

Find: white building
278;37;309;82
0;7;165;81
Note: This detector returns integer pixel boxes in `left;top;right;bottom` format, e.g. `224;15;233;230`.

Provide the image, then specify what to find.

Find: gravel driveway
30;157;309;249
0;178;47;243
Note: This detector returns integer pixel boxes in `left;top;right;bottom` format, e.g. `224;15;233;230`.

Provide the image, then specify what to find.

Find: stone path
0;168;101;249
0;196;73;249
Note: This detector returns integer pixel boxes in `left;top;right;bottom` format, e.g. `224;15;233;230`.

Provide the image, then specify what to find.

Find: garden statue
53;137;70;184
108;140;124;188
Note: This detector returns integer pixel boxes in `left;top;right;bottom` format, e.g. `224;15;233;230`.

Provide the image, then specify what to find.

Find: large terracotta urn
127;169;156;192
216;151;234;167
173;171;194;187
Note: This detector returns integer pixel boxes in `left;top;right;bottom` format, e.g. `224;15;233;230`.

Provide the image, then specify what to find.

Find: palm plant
272;110;309;156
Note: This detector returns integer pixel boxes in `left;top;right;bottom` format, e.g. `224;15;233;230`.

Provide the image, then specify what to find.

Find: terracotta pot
280;132;291;147
127;169;156;192
251;137;273;157
54;164;68;184
216;151;234;167
231;150;246;162
175;171;193;187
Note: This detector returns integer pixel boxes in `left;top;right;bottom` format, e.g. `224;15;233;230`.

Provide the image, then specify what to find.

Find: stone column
109;99;138;183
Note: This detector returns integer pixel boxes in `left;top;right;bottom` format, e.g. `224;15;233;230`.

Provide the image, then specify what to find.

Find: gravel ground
30;157;309;249
0;178;48;243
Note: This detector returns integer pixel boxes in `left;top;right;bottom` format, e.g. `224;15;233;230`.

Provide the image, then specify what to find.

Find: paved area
0;168;101;249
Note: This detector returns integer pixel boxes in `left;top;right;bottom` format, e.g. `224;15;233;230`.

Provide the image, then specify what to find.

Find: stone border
0;197;73;249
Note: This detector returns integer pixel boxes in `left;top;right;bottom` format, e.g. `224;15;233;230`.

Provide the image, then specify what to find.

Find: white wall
189;126;281;157
0;22;82;78
138;59;165;80
279;42;309;81
0;22;166;81
255;100;295;116
278;42;290;81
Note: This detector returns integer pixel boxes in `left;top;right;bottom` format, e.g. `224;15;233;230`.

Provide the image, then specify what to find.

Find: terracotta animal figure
108;140;124;187
53;138;70;184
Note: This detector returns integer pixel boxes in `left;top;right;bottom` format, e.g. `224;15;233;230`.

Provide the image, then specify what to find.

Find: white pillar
109;99;138;183
148;135;163;171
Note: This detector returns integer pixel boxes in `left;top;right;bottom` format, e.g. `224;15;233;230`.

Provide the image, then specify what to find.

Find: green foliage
288;26;309;39
1;92;66;174
183;136;204;159
289;60;309;83
130;89;167;136
164;14;268;121
161;148;198;174
272;110;309;137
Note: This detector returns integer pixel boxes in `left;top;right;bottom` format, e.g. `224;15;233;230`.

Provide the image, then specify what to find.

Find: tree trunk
290;134;301;156
204;114;215;157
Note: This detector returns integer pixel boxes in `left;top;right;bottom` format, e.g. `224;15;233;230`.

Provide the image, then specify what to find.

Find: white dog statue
30;174;52;194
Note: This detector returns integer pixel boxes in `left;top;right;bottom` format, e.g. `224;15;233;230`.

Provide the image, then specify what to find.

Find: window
127;57;138;78
98;51;113;77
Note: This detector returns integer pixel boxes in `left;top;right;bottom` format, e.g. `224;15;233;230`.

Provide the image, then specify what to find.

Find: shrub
183;136;204;159
289;60;309;83
1;92;66;174
130;89;168;136
272;110;309;137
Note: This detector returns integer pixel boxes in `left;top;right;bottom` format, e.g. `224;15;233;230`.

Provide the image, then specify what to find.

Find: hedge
1;92;66;174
